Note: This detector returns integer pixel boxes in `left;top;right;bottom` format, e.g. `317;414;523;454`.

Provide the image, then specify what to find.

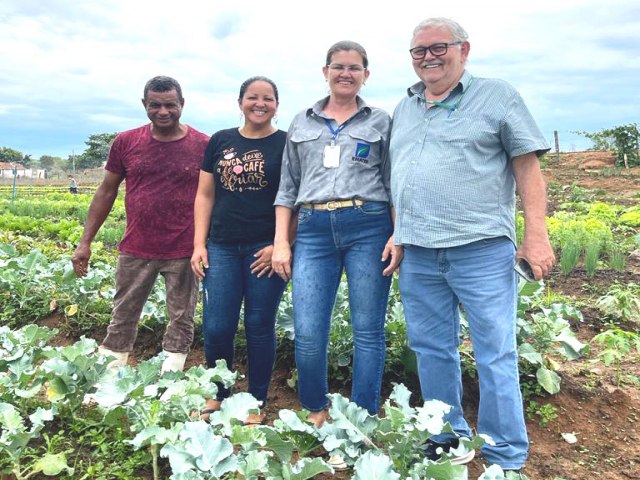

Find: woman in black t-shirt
191;76;288;425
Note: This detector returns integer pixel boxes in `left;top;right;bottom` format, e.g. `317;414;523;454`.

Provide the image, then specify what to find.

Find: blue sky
1;0;639;159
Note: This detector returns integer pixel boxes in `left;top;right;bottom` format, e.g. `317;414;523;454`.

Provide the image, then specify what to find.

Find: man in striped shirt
389;17;555;477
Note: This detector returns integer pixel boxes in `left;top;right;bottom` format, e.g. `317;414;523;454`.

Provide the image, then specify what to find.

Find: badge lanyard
424;75;475;117
322;113;360;168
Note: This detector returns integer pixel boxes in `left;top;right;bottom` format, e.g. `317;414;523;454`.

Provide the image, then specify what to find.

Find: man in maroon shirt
72;76;209;373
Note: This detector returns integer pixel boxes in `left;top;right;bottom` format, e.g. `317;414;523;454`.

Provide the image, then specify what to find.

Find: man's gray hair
412;17;469;44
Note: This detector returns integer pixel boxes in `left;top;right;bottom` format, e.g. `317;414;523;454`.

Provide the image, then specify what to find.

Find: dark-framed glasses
409;41;462;60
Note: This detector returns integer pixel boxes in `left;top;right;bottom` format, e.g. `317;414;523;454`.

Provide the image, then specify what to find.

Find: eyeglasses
409;41;462;60
327;64;365;73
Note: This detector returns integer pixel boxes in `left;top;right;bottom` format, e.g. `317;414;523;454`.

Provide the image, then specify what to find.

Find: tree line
0;133;117;173
2;123;638;174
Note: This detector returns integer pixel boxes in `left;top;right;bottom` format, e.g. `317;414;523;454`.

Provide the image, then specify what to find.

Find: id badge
323;144;340;168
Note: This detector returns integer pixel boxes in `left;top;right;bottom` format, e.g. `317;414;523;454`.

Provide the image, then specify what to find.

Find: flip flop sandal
327;455;348;471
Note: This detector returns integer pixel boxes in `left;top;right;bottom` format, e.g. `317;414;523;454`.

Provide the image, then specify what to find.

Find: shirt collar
407;70;473;99
306;95;371;118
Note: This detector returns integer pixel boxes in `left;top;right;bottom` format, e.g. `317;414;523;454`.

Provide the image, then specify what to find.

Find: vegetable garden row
1;185;639;479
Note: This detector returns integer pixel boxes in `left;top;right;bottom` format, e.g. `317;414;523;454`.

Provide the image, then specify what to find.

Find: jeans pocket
298;208;313;225
357;202;389;216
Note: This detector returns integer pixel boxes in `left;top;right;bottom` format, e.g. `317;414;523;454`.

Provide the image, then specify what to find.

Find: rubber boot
98;346;129;370
161;351;188;374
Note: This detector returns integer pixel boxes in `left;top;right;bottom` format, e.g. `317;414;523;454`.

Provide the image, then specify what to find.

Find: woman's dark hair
238;76;279;102
325;40;368;68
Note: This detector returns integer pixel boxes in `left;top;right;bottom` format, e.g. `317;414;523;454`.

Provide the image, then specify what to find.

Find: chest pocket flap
348;128;382;143
290;129;323;144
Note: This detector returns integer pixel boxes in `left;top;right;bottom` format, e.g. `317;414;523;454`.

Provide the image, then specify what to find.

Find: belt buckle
326;201;339;211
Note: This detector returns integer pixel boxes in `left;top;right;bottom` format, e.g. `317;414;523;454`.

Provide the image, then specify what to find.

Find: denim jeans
202;240;286;403
399;237;527;469
103;254;197;353
293;202;393;415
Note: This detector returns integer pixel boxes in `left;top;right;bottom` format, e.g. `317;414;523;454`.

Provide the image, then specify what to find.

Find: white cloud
0;0;638;157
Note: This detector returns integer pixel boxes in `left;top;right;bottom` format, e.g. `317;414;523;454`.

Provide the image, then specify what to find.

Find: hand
72;243;91;277
250;245;275;278
382;235;403;276
190;245;209;280
516;235;555;280
271;241;292;282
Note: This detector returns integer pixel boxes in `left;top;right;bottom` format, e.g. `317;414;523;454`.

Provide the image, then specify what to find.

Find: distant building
0;162;46;179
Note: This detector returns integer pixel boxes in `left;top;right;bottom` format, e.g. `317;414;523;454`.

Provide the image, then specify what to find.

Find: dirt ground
46;151;640;479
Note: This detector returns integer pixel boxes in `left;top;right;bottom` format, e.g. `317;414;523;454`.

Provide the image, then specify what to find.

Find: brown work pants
101;253;198;354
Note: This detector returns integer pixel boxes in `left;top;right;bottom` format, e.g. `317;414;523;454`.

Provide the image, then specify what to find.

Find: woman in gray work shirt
272;40;403;428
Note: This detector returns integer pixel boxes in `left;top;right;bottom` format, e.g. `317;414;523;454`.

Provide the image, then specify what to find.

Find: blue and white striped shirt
389;70;549;248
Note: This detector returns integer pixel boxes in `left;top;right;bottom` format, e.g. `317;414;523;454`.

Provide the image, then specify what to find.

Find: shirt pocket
347;129;383;166
289;129;323;144
437;115;499;148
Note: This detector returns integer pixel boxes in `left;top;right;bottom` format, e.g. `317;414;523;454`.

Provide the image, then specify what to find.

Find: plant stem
151;443;159;480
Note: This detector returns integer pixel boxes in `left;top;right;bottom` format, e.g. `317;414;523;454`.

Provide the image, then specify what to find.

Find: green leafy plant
526;401;558;427
596;283;640;324
619;206;640;227
583;236;602;277
559;240;581;276
606;245;626;272
592;328;640;385
517;284;588;395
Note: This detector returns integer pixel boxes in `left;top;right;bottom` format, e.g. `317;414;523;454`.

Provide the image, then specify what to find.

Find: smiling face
143;89;184;133
411;26;469;95
239;80;278;128
323;49;370;100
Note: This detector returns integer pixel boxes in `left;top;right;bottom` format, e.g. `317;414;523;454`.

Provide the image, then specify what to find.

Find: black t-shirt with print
202;128;286;243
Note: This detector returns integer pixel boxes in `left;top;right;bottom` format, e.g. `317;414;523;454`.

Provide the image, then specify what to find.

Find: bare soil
43;151;640;479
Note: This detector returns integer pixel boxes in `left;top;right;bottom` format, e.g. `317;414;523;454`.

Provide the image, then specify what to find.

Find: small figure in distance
68;175;78;194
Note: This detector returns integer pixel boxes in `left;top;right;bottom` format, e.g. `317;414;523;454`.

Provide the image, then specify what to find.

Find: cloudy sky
1;0;639;159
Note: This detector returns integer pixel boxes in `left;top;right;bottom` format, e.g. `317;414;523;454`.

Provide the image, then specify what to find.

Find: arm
379;122;403;276
271;125;302;282
381;207;404;276
191;170;215;279
250;206;298;279
272;206;294;282
512;152;555;280
72;170;124;276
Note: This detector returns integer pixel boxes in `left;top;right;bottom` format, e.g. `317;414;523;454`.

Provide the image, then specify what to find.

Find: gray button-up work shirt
389;70;549;248
274;96;391;209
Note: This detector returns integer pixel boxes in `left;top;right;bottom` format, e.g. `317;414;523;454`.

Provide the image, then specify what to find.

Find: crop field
1;151;639;479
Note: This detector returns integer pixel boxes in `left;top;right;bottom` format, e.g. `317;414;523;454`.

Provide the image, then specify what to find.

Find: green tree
39;155;57;171
0;147;24;164
574;123;639;167
73;132;117;170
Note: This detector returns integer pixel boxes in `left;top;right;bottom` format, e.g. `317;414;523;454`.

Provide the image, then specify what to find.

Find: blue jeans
293;202;393;415
399;237;527;469
202;240;286;403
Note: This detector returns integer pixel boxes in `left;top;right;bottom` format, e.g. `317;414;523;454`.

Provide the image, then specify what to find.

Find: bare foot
307;409;329;428
191;398;222;421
